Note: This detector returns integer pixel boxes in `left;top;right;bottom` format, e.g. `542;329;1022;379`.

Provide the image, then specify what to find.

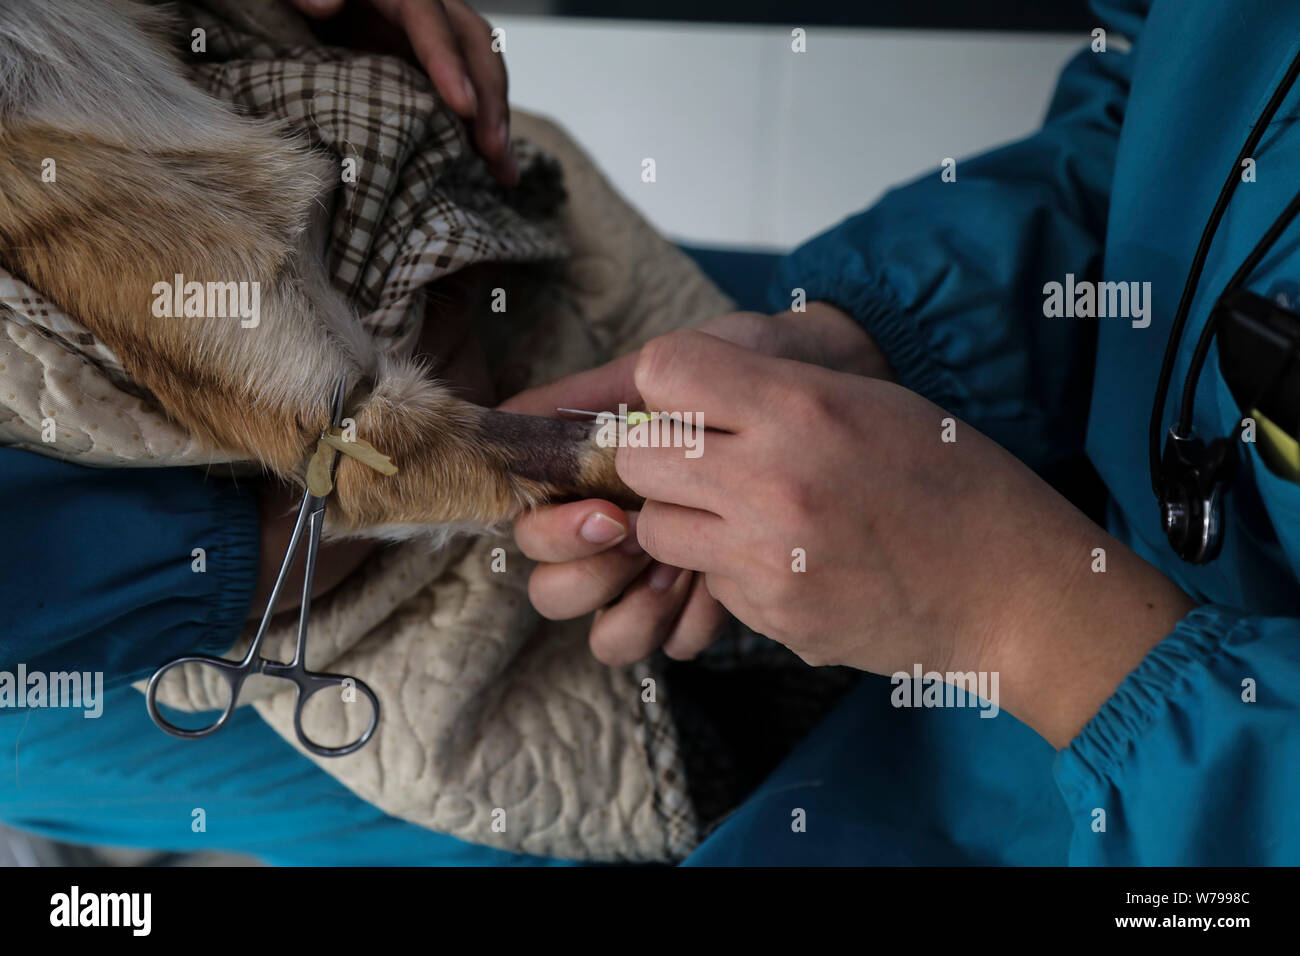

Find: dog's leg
0;121;630;534
0;0;634;535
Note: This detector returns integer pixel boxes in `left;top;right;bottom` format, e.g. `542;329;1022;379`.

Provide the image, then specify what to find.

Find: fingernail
462;78;478;114
649;563;684;592
580;512;626;546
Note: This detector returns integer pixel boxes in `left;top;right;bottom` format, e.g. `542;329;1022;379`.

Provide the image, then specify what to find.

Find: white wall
495;16;1083;250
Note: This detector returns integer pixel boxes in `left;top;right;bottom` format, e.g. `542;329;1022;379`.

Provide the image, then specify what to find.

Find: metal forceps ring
145;379;380;758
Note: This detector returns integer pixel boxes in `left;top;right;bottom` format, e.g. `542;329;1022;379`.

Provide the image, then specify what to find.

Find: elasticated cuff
768;250;962;413
197;477;261;657
1053;605;1244;806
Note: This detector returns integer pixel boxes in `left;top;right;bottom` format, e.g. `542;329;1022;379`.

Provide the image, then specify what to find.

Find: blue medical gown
693;0;1300;865
0;453;568;865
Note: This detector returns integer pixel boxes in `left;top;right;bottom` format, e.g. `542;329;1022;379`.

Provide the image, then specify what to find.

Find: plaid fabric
631;660;698;859
0;3;568;372
0;272;127;379
183;3;567;356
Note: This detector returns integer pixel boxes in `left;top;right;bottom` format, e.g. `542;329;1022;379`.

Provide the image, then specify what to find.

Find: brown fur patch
0;15;636;535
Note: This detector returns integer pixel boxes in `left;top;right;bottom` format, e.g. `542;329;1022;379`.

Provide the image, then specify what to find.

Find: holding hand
618;330;1194;748
288;0;518;185
498;303;888;665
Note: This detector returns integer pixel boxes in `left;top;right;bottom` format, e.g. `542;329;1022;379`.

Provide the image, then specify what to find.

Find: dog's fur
0;0;628;537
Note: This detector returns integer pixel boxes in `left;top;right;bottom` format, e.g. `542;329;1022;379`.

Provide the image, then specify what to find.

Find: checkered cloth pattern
184;3;568;355
631;660;697;860
0;272;138;392
0;2;568;369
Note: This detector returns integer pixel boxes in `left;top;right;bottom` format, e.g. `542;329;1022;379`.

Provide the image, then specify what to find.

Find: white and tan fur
0;0;629;538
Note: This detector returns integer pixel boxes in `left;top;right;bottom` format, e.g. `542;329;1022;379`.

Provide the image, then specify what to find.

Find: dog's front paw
482;410;640;511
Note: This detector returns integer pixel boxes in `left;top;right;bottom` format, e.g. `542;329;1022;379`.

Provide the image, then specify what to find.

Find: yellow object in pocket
1253;407;1300;484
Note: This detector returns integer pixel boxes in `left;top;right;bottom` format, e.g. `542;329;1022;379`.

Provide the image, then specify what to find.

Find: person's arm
1056;607;1300;864
621;333;1299;864
0;448;260;690
0;449;381;692
619;329;1194;751
773;0;1149;472
288;0;519;186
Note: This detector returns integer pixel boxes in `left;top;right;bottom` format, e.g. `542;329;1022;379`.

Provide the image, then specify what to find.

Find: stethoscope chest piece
1147;46;1300;566
1158;429;1235;565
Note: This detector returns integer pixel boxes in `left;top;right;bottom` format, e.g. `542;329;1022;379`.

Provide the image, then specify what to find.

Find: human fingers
514;499;639;563
527;544;652;621
660;573;728;661
587;563;696;666
442;0;517;184
633;499;729;573
633;329;803;433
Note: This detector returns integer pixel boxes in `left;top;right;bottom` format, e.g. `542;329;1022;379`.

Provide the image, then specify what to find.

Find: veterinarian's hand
500;348;726;665
619;330;1196;748
498;303;890;666
512;504;729;665
289;0;518;185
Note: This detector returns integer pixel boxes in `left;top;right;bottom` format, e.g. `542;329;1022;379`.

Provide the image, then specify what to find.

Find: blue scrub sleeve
770;0;1150;471
0;447;259;693
1055;605;1300;864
